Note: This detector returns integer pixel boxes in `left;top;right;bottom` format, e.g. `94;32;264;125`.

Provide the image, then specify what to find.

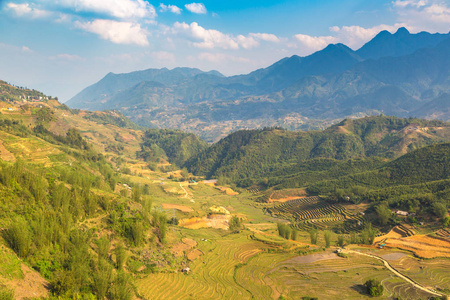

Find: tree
442;216;450;228
433;202;447;219
4;218;31;258
131;221;144;247
109;271;134;300
336;235;345;247
92;258;112;300
375;204;391;226
309;229;318;245
95;236;110;259
364;278;384;296
291;229;298;241
114;243;127;270
360;223;377;245
324;230;332;248
229;216;242;232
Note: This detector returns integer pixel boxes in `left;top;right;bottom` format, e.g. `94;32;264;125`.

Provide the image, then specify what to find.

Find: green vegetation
365;278;384;297
83;110;144;130
229;215;243;232
186;116;449;188
138;128;207;166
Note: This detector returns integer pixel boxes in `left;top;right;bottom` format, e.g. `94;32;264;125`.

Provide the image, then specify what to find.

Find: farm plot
269;197;364;232
236;250;391;299
389;256;450;295
435;228;450;241
136;234;265;300
383;235;450;258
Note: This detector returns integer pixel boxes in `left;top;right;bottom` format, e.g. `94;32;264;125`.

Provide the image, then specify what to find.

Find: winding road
345;249;443;297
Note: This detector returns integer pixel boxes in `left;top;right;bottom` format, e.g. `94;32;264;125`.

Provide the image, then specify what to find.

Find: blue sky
0;0;449;101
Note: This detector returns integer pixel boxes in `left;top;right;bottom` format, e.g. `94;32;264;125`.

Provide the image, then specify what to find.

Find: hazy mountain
356;27;450;60
67;67;225;110
67;28;450;141
412;93;450;121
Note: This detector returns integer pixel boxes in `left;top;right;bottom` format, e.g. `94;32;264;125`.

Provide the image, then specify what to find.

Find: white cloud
185;3;207;14
393;0;428;8
250;33;280;43
237;35;259;49
50;53;84;61
6;3;51;18
57;0;156;20
294;34;337;51
172;22;280;50
198;52;250;64
329;24;402;48
159;3;182;14
21;46;33;53
393;0;450;32
173;22;239;49
76;19;149;46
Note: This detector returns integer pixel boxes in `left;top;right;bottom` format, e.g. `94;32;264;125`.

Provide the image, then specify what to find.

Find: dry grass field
384;235;450;258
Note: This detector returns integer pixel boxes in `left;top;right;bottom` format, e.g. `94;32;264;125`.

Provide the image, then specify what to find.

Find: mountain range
67;28;450;142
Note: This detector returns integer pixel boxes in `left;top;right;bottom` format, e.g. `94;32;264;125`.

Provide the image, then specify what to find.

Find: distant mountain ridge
67;28;450;141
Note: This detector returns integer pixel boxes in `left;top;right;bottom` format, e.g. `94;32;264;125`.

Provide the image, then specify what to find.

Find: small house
396;210;408;216
181;267;191;274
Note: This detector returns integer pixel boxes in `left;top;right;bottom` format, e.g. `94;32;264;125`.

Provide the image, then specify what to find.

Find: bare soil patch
161;203;193;213
268;196;306;203
187;249;203;261
284;252;340;264
215;186;239;195
8;264;49;299
170;238;197;257
179;214;231;230
380;252;408;260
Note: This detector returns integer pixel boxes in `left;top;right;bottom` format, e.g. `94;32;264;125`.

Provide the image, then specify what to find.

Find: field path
346;249;443;297
179;183;189;198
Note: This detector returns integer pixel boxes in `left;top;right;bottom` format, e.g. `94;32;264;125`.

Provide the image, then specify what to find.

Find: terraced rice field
374;225;416;243
389;256;450;296
384;235;450;258
269;196;365;232
136;235;266;300
236;250;391;299
435;228;450;240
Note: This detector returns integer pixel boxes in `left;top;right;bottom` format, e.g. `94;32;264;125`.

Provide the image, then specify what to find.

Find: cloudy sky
1;0;449;101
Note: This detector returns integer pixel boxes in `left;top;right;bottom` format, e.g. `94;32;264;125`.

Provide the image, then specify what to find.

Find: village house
395;210;409;216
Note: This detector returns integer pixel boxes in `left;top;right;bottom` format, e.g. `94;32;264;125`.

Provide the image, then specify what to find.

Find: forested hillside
0;82;178;299
185;116;450;186
138;129;208;167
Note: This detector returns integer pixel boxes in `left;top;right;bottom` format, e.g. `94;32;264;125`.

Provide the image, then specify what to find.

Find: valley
0;80;449;299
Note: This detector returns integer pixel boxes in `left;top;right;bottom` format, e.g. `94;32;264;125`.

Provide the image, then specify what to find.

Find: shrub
114;243;127;270
364;278;384;296
324;230;332;248
309;229;318;245
229;216;242;232
4;218;31;258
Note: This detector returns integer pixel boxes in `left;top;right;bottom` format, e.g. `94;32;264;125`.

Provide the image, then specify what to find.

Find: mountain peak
395;27;410;35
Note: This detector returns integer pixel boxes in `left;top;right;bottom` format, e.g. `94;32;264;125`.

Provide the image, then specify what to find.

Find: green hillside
185;116;450;187
138;128;208;167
